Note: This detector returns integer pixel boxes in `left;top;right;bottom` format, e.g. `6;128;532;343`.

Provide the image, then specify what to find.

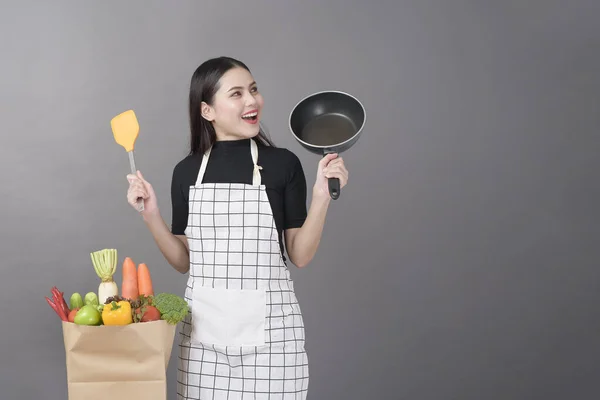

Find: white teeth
242;112;257;119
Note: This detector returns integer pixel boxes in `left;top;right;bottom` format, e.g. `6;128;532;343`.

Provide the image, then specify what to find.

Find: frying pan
289;90;366;200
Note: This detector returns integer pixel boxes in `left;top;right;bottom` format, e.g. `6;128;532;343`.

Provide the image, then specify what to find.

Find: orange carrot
137;263;154;296
121;257;138;300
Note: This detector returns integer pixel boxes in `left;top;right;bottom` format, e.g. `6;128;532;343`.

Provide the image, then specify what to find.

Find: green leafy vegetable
152;293;189;325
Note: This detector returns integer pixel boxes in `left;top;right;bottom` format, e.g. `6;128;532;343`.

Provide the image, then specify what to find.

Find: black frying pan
289;90;366;200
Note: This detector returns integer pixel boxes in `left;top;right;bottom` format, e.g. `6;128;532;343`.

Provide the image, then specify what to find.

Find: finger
127;194;145;206
336;164;348;176
128;177;147;194
128;178;143;187
127;174;140;184
127;195;138;207
134;186;149;197
127;179;146;194
319;153;338;168
323;164;348;177
128;195;147;209
136;170;146;185
327;158;344;168
329;159;348;173
137;170;150;184
132;179;145;188
137;170;153;189
128;188;148;201
128;182;146;194
128;196;141;207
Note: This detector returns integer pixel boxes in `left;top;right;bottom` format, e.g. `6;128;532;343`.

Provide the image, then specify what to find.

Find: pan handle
328;177;340;200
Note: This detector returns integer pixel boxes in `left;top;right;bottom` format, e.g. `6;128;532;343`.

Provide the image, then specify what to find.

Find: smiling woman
124;56;350;399
188;57;274;154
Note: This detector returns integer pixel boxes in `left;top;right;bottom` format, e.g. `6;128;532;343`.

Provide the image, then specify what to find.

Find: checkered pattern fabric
177;140;309;399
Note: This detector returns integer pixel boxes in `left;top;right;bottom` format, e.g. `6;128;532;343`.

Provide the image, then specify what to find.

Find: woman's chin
217;121;262;140
240;123;261;137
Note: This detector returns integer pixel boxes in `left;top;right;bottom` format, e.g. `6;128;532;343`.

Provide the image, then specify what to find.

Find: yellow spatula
111;109;144;212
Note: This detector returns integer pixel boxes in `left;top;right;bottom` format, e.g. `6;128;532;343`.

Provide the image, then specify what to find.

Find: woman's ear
201;102;214;121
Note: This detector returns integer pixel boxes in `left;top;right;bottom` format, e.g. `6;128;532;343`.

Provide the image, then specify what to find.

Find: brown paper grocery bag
62;320;177;400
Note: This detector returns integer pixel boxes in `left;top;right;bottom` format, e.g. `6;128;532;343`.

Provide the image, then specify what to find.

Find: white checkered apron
177;139;309;399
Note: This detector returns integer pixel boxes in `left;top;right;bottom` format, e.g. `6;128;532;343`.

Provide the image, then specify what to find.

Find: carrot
137;263;154;296
121;257;139;301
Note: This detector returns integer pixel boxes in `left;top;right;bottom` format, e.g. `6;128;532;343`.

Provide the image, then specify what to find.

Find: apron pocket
191;286;266;347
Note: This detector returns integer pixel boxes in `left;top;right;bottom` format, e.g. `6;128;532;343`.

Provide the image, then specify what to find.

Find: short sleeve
170;163;189;235
283;152;307;229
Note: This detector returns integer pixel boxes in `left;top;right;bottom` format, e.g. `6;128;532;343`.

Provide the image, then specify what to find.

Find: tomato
68;308;80;323
136;305;161;322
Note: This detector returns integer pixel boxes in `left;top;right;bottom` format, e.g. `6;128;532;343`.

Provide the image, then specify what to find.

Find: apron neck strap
196;138;262;186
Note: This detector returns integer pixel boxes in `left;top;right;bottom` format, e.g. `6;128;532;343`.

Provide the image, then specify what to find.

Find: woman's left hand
313;153;349;199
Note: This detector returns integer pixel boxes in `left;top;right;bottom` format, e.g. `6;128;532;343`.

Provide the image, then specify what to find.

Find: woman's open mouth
242;110;258;124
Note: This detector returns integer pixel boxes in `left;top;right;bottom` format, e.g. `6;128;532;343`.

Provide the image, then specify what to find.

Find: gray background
1;1;599;399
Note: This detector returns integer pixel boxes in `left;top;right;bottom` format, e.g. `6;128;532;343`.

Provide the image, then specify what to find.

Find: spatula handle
128;151;145;212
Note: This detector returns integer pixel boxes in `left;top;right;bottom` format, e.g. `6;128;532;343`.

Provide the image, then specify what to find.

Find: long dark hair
188;56;275;156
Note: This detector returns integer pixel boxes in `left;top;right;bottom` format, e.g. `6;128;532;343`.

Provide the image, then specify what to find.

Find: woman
126;56;348;399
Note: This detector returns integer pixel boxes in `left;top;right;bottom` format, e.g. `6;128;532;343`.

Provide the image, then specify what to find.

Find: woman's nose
244;93;257;107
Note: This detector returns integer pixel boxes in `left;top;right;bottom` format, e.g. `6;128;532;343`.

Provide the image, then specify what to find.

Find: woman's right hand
126;170;159;217
126;171;188;273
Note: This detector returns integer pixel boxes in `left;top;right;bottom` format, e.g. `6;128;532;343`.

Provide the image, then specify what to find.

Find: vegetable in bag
90;249;119;304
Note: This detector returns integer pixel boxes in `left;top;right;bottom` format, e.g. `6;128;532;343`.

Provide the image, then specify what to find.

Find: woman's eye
251;87;258;93
232;91;241;97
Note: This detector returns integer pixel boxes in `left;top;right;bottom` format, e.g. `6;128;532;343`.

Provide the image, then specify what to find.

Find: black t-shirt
170;138;308;259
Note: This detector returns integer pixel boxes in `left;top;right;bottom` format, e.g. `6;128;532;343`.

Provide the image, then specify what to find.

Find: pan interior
300;113;357;146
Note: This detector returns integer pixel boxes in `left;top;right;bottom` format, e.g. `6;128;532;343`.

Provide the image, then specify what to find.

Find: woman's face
202;67;264;140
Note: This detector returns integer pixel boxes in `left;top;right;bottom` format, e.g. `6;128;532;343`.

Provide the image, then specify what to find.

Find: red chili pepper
51;288;63;312
46;295;68;321
48;287;69;321
51;286;70;317
59;291;70;315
